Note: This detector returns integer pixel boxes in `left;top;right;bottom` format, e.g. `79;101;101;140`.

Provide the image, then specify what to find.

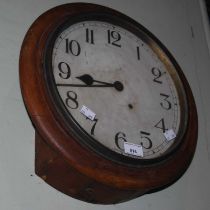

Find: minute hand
56;83;115;87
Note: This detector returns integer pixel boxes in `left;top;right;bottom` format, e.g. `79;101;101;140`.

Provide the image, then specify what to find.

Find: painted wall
0;0;209;209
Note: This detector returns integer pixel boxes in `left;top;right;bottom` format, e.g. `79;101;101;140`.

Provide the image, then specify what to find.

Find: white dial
50;20;185;160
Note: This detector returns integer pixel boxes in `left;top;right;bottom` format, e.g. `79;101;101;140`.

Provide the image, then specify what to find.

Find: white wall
0;0;209;209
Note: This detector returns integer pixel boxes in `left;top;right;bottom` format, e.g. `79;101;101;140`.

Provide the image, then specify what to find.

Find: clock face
45;17;187;163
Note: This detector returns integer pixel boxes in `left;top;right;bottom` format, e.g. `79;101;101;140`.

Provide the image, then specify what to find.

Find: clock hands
76;74;110;86
56;74;124;91
76;74;124;91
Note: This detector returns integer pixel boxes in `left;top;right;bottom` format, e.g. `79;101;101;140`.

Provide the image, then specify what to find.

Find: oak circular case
19;3;198;204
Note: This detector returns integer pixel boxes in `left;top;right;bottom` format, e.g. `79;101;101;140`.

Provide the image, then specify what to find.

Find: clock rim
19;3;198;190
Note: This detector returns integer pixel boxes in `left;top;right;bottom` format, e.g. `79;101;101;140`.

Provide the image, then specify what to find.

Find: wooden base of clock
35;132;144;204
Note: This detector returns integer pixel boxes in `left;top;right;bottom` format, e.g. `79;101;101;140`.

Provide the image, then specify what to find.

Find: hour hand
76;74;95;86
76;74;124;91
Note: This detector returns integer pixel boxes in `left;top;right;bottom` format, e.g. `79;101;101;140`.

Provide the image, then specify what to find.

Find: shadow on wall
205;0;210;22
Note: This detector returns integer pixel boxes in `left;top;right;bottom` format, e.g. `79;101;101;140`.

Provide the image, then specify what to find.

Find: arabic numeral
115;132;127;150
90;118;98;135
65;39;81;56
151;67;165;84
137;46;140;60
65;91;79;109
58;62;71;79
154;118;168;133
140;131;152;149
107;30;121;47
86;28;94;44
160;93;172;110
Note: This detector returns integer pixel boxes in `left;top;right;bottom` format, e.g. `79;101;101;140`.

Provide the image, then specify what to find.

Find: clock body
19;3;198;204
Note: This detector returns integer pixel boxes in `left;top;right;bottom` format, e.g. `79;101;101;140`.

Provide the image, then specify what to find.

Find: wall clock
19;3;198;204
